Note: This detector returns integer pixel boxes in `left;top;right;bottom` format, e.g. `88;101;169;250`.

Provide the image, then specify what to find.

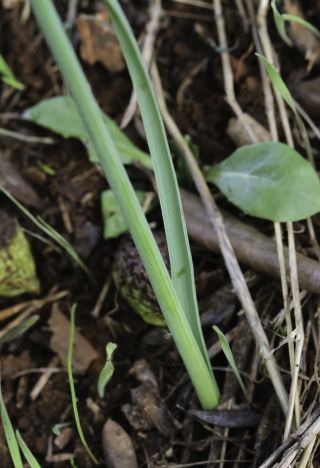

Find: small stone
102;419;138;468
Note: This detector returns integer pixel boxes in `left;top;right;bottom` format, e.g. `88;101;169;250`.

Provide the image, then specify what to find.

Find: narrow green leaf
282;14;320;39
271;0;293;46
0;316;39;346
102;190;153;239
52;422;70;435
104;0;209;370
0;388;23;468
256;54;296;111
0;55;25;91
97;343;117;398
16;431;41;468
68;305;98;465
24;96;152;169
213;326;248;401
0;186;91;278
207;142;320;222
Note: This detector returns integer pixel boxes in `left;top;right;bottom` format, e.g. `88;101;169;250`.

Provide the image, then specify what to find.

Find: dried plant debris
102;419;138;468
227;114;270;147
48;306;98;373
182;190;320;294
0;211;40;297
253;397;282;467
189;407;261;429
77;12;125;72
284;0;320;68
0;151;42;208
113;232;169;326
123;359;176;438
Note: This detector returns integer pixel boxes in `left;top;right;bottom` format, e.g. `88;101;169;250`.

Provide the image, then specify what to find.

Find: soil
1;0;320;467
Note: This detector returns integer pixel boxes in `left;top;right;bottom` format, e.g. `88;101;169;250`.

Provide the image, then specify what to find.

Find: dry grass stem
121;0;162;128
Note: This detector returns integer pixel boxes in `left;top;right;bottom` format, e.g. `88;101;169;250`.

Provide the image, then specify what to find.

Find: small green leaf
207;142;320;222
0;316;39;346
16;431;41;468
271;0;293;46
52;422;70;436
213;326;248;401
0;55;25;91
0;388;23;468
101;190;153;239
24;96;152;169
256;54;296;111
282;14;320;40
97;342;117;398
0;185;90;278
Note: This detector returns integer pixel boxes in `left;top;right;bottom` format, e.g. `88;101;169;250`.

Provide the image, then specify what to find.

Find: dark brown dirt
1;0;320;467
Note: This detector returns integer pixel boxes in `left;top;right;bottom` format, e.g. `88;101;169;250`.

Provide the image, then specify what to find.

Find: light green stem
30;0;220;409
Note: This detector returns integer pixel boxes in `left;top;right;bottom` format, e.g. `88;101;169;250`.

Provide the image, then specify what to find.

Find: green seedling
0;384;41;468
0;54;25;90
98;342;117;398
271;0;320;45
213;326;249;402
1;186;90;277
30;0;220;410
68;305;98;464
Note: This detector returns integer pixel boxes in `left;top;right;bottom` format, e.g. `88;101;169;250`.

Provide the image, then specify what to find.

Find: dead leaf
284;0;320;69
48;306;98;373
0;151;42;208
189;408;261;428
102;419;138;468
227;114;270;147
77;13;125;73
124;383;176;438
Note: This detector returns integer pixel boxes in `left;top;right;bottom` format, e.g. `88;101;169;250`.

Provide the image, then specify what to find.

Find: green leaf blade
97;343;117;398
0;392;23;468
68;305;98;465
16;431;41;468
103;0;209;369
271;0;293;46
213;326;248;401
207;142;320;222
256;54;296;112
102;190;152;239
24;96;152;169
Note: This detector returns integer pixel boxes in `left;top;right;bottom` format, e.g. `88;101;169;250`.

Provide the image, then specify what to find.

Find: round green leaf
207;142;320;222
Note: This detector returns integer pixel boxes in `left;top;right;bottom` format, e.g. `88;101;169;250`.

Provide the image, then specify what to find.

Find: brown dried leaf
131;383;176;438
227;114;270;147
102;419;138;468
189;408;261;429
0;152;42;208
284;0;320;68
77;13;125;73
48;306;98;373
